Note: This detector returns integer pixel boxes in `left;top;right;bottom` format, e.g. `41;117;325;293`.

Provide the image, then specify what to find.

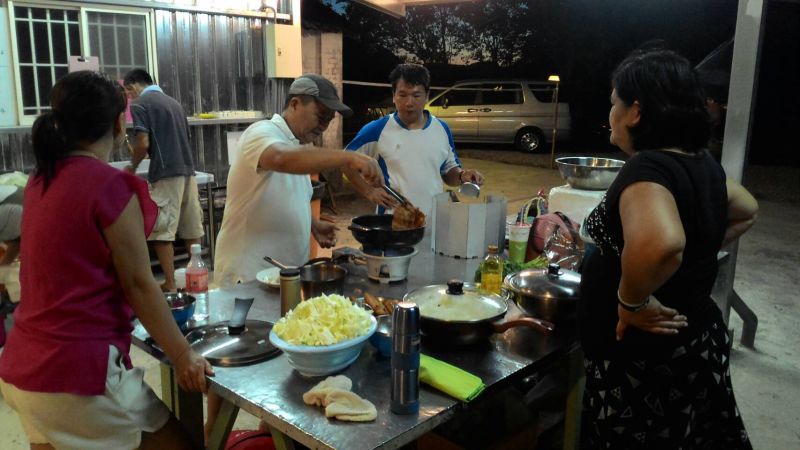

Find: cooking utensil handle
263;256;289;270
383;185;407;205
493;317;555;335
348;250;367;266
348;223;372;232
228;297;254;335
305;257;332;267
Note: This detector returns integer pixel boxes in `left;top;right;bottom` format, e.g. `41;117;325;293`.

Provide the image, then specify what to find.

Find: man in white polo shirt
213;74;382;287
346;64;484;218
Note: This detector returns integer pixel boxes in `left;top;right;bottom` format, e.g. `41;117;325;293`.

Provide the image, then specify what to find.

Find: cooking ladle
264;255;350;270
263;256;291;270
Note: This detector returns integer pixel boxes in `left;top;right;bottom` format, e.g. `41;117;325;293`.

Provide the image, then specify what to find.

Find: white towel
302;375;352;407
301;375;376;422
324;389;377;422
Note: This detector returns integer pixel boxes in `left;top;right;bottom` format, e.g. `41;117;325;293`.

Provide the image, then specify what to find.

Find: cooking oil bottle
480;245;503;294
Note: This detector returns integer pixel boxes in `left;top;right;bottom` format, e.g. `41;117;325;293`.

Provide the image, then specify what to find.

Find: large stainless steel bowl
555;157;625;190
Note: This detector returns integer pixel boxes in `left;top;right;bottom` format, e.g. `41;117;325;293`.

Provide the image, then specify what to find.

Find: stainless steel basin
555;157;625;190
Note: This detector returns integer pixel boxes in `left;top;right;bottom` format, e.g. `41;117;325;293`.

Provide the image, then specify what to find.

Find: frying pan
348;214;425;248
404;280;554;346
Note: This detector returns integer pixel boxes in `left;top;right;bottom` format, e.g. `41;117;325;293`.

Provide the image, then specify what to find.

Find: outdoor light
548;74;560;169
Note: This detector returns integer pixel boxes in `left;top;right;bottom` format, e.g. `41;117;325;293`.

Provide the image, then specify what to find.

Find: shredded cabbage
273;294;373;346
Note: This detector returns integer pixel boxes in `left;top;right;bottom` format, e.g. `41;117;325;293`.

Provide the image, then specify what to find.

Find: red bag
526;212;583;270
225;430;275;450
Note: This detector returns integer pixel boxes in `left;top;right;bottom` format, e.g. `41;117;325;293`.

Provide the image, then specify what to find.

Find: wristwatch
617;290;650;312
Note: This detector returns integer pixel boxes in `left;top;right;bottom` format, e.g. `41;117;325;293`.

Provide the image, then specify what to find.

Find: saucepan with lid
403;279;554;346
503;263;581;323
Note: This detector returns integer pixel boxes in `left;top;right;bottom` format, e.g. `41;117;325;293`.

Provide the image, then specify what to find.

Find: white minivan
426;80;570;153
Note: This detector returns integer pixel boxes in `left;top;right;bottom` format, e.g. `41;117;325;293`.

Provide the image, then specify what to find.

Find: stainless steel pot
503;264;581;323
263;256;347;300
404;280;554;346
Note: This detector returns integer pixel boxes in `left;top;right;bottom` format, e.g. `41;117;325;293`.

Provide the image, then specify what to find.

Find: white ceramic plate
256;267;281;288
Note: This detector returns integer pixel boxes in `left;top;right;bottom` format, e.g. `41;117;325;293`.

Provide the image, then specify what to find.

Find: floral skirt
581;316;752;449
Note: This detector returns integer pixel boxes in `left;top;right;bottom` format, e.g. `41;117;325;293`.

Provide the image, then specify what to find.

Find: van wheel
516;128;546;153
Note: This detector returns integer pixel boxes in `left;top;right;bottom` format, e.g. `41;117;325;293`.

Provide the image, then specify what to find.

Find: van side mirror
442;97;449;109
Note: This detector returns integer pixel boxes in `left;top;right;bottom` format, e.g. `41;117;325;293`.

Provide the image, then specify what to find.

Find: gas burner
359;246;418;284
362;245;415;258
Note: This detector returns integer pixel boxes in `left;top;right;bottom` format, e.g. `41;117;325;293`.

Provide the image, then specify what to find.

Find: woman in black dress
579;48;758;449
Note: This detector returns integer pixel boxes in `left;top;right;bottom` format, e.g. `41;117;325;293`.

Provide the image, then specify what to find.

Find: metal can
279;268;301;317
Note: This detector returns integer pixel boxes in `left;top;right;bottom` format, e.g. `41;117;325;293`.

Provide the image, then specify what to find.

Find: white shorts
0;346;170;450
148;176;205;242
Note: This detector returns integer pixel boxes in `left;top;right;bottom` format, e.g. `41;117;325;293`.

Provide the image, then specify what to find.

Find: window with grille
12;6;80;117
86;12;149;81
9;2;154;124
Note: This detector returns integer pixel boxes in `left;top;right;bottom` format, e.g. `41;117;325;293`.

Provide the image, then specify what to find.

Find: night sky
311;0;797;166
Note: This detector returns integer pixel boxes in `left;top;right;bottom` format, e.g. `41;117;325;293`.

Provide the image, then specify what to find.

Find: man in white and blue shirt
346;64;484;218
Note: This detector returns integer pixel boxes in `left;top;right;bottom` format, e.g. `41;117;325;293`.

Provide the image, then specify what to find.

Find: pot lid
185;320;281;367
504;264;581;301
403;279;508;322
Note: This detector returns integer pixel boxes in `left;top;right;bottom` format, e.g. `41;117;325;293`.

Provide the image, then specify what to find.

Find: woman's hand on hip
615;297;688;341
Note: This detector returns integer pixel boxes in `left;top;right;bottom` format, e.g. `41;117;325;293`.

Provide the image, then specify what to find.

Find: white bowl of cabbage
269;294;377;377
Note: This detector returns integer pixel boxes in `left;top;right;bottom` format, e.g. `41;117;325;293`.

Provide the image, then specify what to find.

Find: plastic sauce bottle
480;245;503;294
186;244;209;321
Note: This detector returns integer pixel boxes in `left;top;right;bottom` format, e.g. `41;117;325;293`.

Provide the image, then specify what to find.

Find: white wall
0;7;18;126
301;30;344;150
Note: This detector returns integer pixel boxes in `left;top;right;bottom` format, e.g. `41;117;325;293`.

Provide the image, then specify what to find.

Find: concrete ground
1;150;798;449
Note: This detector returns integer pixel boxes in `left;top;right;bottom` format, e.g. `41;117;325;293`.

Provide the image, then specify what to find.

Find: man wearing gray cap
213;74;382;287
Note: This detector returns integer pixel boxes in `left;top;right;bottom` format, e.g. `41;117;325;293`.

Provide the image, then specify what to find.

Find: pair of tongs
383;185;410;206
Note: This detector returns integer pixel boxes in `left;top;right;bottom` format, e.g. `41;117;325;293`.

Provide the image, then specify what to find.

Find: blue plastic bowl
269;316;377;377
369;314;392;358
166;292;196;329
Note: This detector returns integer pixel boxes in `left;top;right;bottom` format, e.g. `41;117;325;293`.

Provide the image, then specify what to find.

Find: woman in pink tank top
0;71;213;450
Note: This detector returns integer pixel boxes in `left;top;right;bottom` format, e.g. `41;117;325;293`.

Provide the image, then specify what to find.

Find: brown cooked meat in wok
392;203;425;230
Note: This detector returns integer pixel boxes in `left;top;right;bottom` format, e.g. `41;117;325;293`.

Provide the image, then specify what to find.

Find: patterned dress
578;150;751;449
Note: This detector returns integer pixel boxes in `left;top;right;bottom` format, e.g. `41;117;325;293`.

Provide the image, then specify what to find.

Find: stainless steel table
133;241;581;450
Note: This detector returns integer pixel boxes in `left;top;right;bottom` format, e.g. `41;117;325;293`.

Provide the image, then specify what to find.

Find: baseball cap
288;74;353;118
